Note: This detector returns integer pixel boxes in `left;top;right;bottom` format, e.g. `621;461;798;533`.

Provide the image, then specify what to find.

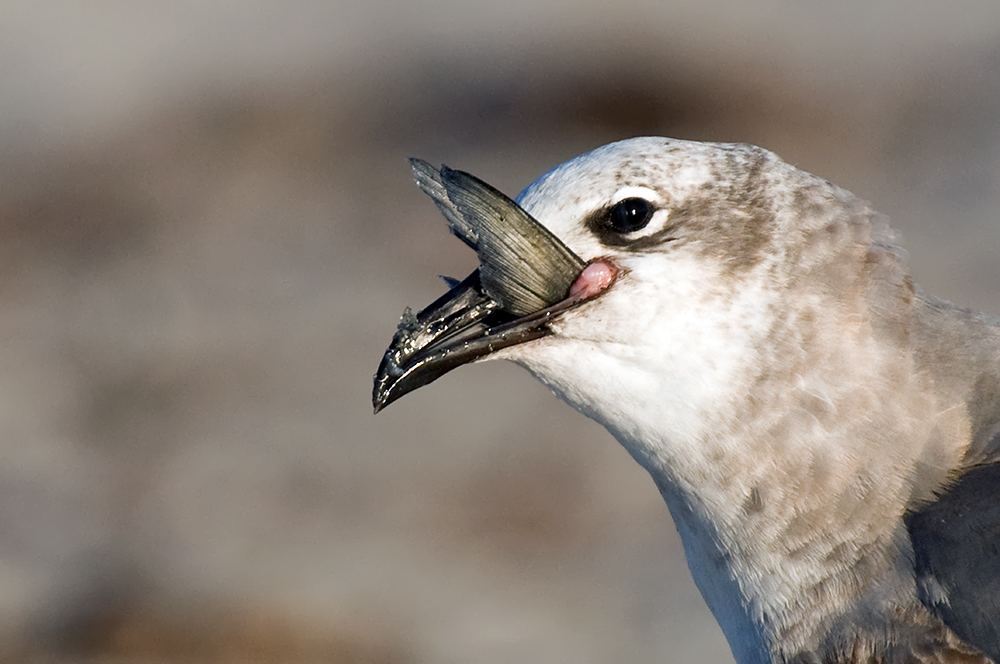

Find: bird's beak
373;161;609;412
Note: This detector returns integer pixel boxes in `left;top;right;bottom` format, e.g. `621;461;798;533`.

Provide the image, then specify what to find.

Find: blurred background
1;2;998;662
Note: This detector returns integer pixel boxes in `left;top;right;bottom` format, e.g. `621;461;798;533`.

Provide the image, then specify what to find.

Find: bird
373;137;1000;664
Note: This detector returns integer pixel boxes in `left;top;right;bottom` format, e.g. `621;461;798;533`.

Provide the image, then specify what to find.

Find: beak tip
372;390;391;414
372;373;395;414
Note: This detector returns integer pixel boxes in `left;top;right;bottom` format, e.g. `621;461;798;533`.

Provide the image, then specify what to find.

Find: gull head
374;137;899;474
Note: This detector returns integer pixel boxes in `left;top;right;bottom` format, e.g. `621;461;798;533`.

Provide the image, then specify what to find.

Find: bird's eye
608;198;654;233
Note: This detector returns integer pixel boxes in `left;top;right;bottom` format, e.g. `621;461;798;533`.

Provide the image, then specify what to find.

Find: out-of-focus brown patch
49;599;410;664
371;39;849;156
0;161;155;272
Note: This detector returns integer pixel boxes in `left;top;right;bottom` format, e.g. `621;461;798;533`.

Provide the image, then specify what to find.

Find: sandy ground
0;2;998;662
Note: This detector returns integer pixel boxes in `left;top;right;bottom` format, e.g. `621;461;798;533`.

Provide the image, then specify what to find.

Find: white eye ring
610;186;662;207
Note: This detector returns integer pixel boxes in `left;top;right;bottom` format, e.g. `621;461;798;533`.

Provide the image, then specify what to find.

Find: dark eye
608;197;654;233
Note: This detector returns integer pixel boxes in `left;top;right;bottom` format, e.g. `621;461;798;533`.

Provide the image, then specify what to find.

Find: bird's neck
642;422;927;664
610;296;981;664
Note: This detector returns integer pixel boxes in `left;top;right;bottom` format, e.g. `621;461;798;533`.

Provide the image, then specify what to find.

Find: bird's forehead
511;136;782;264
515;137;767;233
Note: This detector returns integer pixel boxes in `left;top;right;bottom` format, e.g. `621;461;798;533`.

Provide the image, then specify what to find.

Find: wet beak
373;161;595;412
372;268;593;412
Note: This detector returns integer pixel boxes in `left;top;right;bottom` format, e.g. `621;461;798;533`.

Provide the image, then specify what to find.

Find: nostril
569;259;619;300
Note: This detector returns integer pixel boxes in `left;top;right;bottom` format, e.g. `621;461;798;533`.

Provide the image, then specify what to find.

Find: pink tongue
568;260;618;299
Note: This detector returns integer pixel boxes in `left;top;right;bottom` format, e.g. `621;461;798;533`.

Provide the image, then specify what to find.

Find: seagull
373;137;1000;664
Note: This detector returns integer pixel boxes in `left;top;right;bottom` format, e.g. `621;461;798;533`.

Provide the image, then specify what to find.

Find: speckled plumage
376;137;1000;664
